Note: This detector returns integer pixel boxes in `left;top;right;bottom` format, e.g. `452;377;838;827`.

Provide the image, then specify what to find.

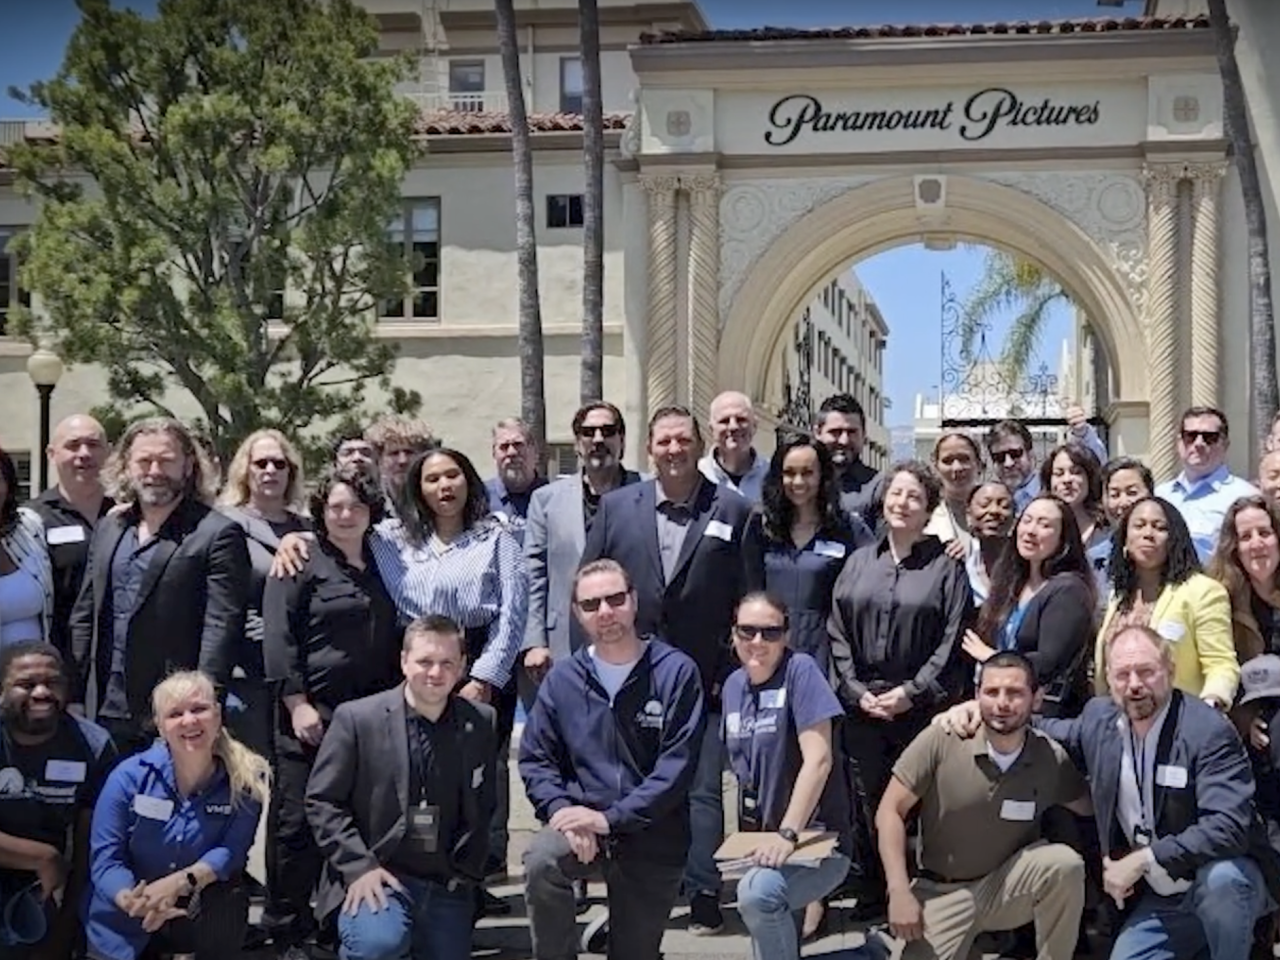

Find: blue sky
0;0;1128;424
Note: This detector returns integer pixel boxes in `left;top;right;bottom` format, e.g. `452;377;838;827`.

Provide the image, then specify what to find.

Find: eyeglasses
1181;429;1222;446
577;591;628;613
991;448;1026;465
733;623;787;643
252;458;289;471
577;423;621;440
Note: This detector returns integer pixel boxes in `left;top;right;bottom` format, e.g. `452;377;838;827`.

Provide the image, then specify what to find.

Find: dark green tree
7;0;423;464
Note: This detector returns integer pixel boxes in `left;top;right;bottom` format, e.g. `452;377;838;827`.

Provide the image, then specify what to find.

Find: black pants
87;880;248;960
843;711;931;897
524;827;683;960
488;679;518;871
261;733;322;947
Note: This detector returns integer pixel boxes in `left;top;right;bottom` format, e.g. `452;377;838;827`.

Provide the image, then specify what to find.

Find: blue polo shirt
1157;466;1261;563
84;743;262;960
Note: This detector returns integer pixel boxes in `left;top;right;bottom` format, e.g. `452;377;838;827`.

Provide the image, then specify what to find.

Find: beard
0;698;59;737
133;475;185;507
1123;693;1158;721
981;709;1030;736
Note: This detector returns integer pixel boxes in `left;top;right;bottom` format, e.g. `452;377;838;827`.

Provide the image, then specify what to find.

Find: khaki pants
903;842;1085;960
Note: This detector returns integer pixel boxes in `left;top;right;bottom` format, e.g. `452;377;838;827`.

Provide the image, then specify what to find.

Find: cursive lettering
959;87;1100;142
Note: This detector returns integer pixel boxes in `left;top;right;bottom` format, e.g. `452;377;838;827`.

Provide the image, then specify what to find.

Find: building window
547;194;584;229
0;230;31;336
559;57;584;114
448;60;486;112
383;199;440;321
546;443;577;477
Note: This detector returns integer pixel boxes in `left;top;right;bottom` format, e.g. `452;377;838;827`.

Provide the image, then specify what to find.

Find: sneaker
581;911;610;953
687;892;723;936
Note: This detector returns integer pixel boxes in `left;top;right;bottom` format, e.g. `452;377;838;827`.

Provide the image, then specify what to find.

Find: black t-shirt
26;489;114;657
391;703;465;881
0;715;116;881
1251;592;1280;655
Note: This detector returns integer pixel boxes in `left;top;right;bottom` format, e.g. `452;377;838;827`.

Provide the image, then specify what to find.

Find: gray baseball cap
1239;654;1280;706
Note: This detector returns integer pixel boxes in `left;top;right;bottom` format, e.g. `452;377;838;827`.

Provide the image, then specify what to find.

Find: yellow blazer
1094;573;1240;707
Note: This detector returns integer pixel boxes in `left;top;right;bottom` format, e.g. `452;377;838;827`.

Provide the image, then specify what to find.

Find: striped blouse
368;516;528;688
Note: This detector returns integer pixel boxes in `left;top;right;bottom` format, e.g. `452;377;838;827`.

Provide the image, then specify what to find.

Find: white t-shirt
589;646;640;703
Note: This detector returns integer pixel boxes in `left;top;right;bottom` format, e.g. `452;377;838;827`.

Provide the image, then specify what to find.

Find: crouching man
306;616;497;960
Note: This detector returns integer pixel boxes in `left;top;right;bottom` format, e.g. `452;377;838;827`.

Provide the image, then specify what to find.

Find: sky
0;0;1129;425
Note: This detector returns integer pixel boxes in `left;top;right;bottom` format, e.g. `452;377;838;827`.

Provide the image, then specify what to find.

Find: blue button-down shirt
85;743;262;960
99;527;161;720
484;476;548;548
1156;465;1261;563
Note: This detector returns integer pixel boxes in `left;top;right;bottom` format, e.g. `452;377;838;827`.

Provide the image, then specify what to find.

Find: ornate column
639;174;680;413
1188;161;1226;408
683;172;721;421
1142;163;1182;482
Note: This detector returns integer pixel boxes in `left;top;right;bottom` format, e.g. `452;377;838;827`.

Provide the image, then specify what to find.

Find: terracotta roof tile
414;110;630;136
639;15;1211;45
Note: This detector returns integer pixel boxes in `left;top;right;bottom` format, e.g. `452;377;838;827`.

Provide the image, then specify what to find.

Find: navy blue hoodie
519;638;705;865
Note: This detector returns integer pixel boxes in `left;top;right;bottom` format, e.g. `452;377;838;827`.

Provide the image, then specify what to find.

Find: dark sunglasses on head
992;448;1025;465
577;423;621;440
733;623;787;643
253;457;289;470
577;591;628;613
1181;429;1222;446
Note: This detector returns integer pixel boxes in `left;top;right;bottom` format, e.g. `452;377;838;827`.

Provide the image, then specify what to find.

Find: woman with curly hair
742;433;862;675
1094;496;1238;708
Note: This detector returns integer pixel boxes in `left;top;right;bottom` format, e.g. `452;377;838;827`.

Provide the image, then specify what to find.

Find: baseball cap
1239;654;1280;706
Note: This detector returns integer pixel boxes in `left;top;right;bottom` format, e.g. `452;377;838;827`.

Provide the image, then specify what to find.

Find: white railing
403;90;509;113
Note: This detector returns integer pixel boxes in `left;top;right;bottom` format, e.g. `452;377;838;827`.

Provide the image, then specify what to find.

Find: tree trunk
578;0;605;403
1209;0;1277;445
495;0;547;453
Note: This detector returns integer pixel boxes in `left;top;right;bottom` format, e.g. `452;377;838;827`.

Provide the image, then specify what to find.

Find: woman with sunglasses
743;434;861;677
723;592;850;960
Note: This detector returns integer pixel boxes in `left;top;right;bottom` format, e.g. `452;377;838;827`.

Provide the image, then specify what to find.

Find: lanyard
1129;729;1150;830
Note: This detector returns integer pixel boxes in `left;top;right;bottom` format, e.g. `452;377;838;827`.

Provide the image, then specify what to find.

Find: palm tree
1208;0;1277;439
578;0;604;403
957;248;1072;388
495;0;547;452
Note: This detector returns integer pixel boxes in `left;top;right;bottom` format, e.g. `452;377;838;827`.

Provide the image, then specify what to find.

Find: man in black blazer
68;418;249;756
941;624;1278;960
579;403;751;935
306;615;497;960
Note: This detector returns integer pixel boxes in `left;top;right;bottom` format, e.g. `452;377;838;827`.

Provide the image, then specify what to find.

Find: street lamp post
26;348;64;493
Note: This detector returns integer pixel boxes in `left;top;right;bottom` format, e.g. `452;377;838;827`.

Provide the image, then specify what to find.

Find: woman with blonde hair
217;429;309;761
84;671;268;960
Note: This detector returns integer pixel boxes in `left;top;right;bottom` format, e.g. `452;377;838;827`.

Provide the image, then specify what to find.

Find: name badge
47;525;86;545
1155;764;1188;789
45;760;86;783
1000;799;1036;821
1156;621;1186;643
704;520;733;541
759;689;787;710
133;794;174;821
472;766;484;789
404;803;440;855
813;539;846;559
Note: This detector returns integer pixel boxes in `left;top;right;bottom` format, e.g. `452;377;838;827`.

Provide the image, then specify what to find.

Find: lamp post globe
26;348;64;493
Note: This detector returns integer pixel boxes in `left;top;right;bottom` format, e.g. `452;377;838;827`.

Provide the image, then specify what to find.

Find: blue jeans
1111;857;1274;960
737;854;850;960
337;876;474;960
685;713;725;897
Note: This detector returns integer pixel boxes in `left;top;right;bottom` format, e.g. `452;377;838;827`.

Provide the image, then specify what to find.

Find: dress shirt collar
1171;464;1231;495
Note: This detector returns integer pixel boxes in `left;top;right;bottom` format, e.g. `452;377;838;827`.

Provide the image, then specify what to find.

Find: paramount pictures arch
617;23;1236;480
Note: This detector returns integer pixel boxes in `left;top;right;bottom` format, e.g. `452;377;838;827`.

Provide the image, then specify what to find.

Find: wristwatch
777;827;799;844
184;871;199;895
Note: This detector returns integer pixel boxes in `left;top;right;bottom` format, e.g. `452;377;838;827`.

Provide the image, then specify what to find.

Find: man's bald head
709;391;754;424
48;415;109;491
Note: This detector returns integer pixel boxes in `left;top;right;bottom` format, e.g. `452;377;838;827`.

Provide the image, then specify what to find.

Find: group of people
5;389;1280;960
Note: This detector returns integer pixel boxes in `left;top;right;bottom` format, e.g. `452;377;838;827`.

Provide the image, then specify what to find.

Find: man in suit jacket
68;418;250;757
523;401;642;682
941;624;1278;960
579;403;752;935
306;615;497;960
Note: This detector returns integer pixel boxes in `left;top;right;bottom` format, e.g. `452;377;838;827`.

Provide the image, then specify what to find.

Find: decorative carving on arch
981;172;1148;317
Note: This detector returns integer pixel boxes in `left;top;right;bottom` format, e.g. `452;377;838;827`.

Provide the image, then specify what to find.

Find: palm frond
958;249;1071;365
998;288;1068;387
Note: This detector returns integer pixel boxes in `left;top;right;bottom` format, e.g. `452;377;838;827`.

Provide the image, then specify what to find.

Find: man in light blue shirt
985;407;1108;514
1155;406;1259;562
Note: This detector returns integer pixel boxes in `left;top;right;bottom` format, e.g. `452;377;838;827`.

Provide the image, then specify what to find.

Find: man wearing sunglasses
1155;406;1259;562
520;559;705;960
984;410;1107;515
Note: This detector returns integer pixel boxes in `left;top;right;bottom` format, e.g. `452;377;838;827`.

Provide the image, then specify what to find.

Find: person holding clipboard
720;592;851;960
83;671;268;960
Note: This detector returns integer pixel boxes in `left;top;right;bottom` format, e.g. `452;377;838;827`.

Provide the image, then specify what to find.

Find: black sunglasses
577;423;621;440
733;623;787;643
991;448;1026;465
1181;429;1222;446
577;591;628;613
252;457;289;471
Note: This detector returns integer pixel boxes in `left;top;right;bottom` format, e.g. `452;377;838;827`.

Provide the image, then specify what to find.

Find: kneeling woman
722;592;851;960
84;671;269;960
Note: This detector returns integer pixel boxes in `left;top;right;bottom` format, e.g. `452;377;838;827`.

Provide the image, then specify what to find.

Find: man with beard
0;641;115;960
938;627;1279;960
877;651;1089;960
485;417;547;547
27;415;114;661
69;417;250;756
813;394;882;538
